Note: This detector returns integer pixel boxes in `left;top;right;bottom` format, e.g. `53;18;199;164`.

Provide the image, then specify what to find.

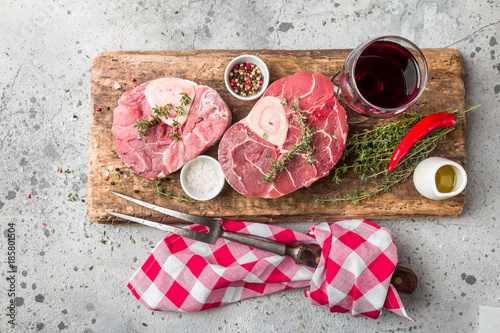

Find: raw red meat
218;71;348;198
112;78;231;179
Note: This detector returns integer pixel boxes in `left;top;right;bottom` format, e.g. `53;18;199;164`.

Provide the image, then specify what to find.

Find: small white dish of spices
180;155;225;201
224;54;269;101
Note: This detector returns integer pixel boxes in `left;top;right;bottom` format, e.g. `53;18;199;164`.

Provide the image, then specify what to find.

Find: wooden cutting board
88;49;466;224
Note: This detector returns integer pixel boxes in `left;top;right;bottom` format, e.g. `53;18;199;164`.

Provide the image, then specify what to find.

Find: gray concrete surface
1;0;499;332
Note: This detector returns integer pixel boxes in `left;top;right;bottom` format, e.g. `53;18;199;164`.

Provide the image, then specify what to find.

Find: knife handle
286;242;418;294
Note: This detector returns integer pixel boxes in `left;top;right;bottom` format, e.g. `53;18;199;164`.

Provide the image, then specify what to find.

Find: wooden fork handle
220;234;418;294
289;243;418;294
390;265;418;294
220;230;287;255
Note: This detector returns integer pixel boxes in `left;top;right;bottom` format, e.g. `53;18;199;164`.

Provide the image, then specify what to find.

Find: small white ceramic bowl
224;54;270;101
413;157;467;200
180;155;225;201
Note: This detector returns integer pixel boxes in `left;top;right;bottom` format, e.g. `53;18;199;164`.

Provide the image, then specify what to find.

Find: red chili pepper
42;223;47;227
27;194;31;199
96;107;102;112
387;112;457;173
131;78;136;82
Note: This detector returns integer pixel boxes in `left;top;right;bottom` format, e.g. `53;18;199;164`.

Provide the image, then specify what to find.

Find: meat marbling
112;78;231;179
218;71;348;198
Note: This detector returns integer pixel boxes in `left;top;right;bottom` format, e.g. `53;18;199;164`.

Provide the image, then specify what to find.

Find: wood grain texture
88;49;466;224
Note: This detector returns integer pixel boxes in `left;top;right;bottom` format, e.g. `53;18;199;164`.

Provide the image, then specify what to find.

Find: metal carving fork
106;191;417;294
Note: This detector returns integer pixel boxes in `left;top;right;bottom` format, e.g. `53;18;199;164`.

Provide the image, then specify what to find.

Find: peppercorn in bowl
224;54;269;101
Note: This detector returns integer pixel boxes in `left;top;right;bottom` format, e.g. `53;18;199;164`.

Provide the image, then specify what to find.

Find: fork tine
105;211;217;244
110;191;217;228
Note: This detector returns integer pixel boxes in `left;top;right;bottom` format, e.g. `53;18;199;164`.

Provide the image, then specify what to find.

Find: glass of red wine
333;36;428;123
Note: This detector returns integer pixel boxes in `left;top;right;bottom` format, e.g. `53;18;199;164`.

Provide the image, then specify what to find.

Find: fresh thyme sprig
134;92;191;137
155;179;193;203
180;92;191;106
175;106;186;116
313;106;479;206
171;130;181;142
262;98;316;183
167;93;191;141
134;104;173;136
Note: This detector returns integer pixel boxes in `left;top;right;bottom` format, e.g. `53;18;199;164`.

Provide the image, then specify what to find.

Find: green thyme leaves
155;179;193;203
262;98;315;183
134;104;173;136
313;107;478;206
134;92;191;138
179;92;191;106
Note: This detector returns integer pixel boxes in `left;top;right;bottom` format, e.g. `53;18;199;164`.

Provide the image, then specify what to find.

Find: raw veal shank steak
218;71;348;198
112;78;231;179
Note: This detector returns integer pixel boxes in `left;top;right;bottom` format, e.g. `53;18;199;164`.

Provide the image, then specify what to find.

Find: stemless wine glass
333;36;428;123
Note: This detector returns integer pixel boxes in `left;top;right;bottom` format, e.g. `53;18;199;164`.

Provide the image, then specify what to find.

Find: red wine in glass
334;36;428;121
355;41;420;109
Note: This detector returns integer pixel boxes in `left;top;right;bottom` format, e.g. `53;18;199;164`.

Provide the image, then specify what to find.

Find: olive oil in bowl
435;165;457;193
413;157;467;200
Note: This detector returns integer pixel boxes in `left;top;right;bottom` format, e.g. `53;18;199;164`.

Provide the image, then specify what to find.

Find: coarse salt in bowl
180;155;225;201
224;54;270;101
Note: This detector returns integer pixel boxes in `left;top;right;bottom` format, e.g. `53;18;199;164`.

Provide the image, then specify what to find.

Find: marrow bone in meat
112;78;231;179
144;77;196;127
247;96;288;147
218;71;348;198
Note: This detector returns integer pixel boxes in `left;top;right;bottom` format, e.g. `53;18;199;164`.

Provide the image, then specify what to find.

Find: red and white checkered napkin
128;219;414;321
303;220;414;321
